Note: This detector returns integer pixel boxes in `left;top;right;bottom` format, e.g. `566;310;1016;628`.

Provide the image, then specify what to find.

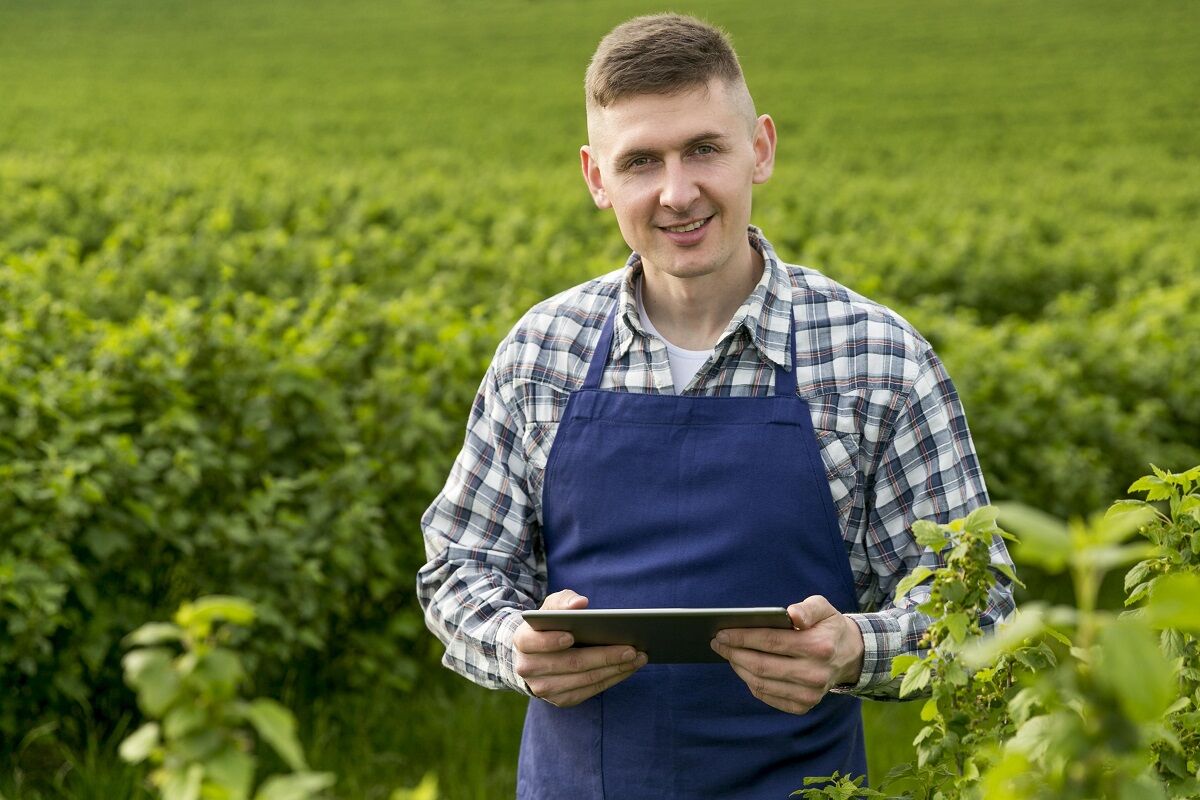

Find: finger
788;595;836;630
514;625;575;654
514;589;590;653
531;652;648;702
518;644;640;679
541;589;589;610
712;626;798;655
725;658;826;715
549;658;647;707
717;643;832;688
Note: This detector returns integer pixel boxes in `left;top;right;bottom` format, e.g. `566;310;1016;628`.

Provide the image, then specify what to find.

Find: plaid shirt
418;227;1015;699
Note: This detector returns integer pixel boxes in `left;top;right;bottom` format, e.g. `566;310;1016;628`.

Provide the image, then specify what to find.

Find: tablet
522;607;792;664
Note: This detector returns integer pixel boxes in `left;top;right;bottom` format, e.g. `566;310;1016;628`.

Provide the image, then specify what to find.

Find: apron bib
517;302;867;799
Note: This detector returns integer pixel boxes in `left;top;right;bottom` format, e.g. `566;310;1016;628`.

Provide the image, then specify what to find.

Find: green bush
1;247;505;737
916;282;1200;517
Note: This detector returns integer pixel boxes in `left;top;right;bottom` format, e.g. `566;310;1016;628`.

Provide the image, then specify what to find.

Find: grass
0;0;1196;167
1;674;920;799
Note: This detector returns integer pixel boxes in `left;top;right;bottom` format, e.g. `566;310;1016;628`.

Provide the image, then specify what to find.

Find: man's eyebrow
612;131;730;168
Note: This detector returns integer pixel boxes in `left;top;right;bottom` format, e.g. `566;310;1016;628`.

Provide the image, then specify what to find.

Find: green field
2;1;1198;797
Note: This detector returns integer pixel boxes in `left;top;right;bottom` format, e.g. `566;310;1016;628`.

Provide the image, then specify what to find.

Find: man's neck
640;245;764;351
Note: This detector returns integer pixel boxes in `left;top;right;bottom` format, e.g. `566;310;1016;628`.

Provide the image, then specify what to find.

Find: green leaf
1007;713;1068;763
899;656;931;697
961;605;1047;670
195;648;245;698
1093;505;1157;544
122;648;173;683
1095;617;1175;723
124;623;184;648
997;504;1070;572
1106;499;1151;519
1126;580;1153;606
1124;561;1153;594
389;774;438;800
118;722;160;764
919;698;939;722
162;763;204;800
912;520;947;551
992;561;1024;589
245;698;307;771
1129;474;1173;502
253;772;336;800
175;596;256;634
1146;573;1200;632
172;728;224;762
943;612;970;644
204;746;255;800
1178;494;1200;524
163;706;206;739
893;566;934;601
964;505;999;532
123;649;181;716
1080;542;1157;573
890;654;918;678
1007;687;1041;725
1116;773;1168;800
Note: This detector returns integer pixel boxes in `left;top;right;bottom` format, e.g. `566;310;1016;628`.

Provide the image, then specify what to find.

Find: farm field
1;0;1198;797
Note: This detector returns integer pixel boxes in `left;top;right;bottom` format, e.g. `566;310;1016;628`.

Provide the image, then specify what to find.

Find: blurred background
1;0;1197;797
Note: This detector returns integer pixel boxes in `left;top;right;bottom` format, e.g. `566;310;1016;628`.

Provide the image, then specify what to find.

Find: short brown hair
585;14;746;109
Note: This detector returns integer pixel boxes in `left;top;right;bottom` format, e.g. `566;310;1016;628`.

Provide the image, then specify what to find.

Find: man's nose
658;161;700;212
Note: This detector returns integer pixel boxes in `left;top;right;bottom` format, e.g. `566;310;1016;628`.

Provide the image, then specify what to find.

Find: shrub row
2;153;1197;740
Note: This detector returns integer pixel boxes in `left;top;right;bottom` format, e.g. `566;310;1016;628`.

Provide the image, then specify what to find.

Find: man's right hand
514;589;648;707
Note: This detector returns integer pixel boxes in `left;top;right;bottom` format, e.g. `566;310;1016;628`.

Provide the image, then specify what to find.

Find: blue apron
517;300;867;799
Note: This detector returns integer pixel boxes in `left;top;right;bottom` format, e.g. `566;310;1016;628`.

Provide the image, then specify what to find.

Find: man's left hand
709;595;864;715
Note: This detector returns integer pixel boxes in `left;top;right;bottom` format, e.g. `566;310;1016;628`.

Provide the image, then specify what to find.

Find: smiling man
418;14;1015;799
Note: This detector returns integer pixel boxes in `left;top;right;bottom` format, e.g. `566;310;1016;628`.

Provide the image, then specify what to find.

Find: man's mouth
661;216;712;233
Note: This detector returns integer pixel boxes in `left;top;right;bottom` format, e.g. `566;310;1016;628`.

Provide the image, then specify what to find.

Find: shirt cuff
833;612;905;698
495;607;534;696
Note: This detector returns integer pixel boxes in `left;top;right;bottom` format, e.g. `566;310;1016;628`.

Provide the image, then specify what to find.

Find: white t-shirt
636;276;712;393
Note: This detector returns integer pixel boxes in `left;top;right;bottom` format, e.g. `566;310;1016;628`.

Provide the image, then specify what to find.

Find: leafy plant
800;464;1200;799
119;596;334;800
884;507;1035;799
1118;465;1200;792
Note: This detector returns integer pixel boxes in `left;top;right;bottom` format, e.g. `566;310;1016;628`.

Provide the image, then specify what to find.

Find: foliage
119;595;335;800
1119;466;1200;791
883;509;1040;798
0;222;514;736
803;466;1200;799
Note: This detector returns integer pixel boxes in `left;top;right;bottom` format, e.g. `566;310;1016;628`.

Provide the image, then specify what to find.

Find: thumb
787;595;837;630
541;589;589;611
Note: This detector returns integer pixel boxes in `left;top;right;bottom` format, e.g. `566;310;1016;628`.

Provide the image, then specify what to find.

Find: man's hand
514;590;648;707
709;595;864;715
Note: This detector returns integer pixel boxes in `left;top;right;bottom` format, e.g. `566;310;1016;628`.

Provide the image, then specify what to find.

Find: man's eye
694;144;717;156
628;156;652;169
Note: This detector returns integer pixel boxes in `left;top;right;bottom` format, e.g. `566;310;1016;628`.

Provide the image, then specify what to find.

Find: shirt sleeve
836;348;1016;699
416;351;543;694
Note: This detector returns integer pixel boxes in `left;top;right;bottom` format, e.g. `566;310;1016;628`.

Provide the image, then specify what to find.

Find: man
418;13;1014;798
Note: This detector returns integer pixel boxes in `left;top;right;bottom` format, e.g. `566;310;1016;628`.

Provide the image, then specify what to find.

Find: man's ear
580;145;611;209
751;114;777;185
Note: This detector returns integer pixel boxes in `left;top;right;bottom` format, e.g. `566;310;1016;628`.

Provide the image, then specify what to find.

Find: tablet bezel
521;607;793;664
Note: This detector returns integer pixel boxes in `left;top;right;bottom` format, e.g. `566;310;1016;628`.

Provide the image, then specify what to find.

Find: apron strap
583;298;798;395
582;305;618;390
773;304;797;397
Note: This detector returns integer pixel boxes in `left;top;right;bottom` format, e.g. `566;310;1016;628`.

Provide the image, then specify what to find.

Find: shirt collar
612;226;793;370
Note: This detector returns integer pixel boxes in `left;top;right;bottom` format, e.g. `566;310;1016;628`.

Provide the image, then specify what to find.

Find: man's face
581;78;776;283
